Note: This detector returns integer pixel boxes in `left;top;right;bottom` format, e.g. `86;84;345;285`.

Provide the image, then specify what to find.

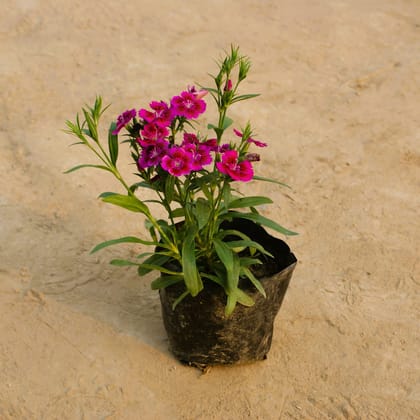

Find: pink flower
218;143;231;153
233;128;267;147
141;122;169;142
112;109;137;134
203;138;218;150
216;149;254;182
183;143;213;170
188;85;208;100
182;133;199;145
139;101;173;128
161;146;193;177
137;140;169;170
171;91;206;119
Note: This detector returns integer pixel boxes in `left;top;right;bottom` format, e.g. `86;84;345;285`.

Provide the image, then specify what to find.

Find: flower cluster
64;46;296;316
113;88;266;182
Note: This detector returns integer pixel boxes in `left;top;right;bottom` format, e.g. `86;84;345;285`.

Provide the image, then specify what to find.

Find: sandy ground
1;0;419;418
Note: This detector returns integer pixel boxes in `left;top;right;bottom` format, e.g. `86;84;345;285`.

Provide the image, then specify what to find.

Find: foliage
64;46;297;316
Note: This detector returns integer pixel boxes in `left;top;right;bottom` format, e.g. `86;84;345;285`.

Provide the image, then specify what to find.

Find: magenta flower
112;109;137;134
141;122;169;142
203;138;218;151
218;143;231;153
139;101;173;128
182;133;199;145
187;85;208;100
171;91;206;119
137;140;169;170
161;146;193;177
216;149;254;182
183;143;213;170
233;128;267;148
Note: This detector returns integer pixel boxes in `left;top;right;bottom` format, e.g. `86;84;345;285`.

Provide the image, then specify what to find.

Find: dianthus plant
65;46;296;315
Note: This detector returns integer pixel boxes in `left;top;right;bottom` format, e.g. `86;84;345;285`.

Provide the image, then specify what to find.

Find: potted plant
64;46;297;367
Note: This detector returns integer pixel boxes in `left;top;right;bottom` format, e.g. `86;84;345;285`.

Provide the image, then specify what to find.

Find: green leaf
239;257;262;267
130;181;159;192
225;240;273;258
64;164;112;174
231;93;260;104
207;123;223;138
170;207;185;218
108;122;119;166
110;259;139;266
200;272;225;287
234;288;255;306
228;196;273;209
151;275;184;290
229;211;298;236
138;263;181;276
198;86;219;94
195;198;211;229
252;175;291;189
65;120;86;142
165;175;175;204
172;290;190;310
137;253;173;276
83;109;98;141
90;236;158;254
213;238;240;292
222;116;233;130
222;182;233;208
182;226;203;296
225;287;255;317
241;267;266;298
225;294;237;317
101;193;150;215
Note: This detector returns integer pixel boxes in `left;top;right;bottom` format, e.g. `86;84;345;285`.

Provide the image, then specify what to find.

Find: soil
1;0;419;418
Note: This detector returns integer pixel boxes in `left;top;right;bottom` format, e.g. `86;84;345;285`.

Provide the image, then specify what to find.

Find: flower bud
224;79;233;92
245;153;260;162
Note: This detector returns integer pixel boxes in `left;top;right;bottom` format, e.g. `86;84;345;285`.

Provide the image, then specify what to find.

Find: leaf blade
182;226;203;296
108;122;119;165
90;236;158;254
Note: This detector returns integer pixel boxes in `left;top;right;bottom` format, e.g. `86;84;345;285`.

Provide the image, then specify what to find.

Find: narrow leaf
200;272;225;287
195;198;211;229
91;236;157;254
101;193;150;215
138;263;181;276
110;259;139;266
252;175;291;188
231;93;260;103
225;294;237;317
151;275;184;290
241;267;266;297
137;253;172;276
225;240;273;258
228;196;273;209
165;175;175;204
64;164;111;174
234;288;255;306
108;122;119;165
213;238;240;292
170;207;185;218
182;226;203;296
229;211;298;236
83;109;98;141
172;290;190;310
